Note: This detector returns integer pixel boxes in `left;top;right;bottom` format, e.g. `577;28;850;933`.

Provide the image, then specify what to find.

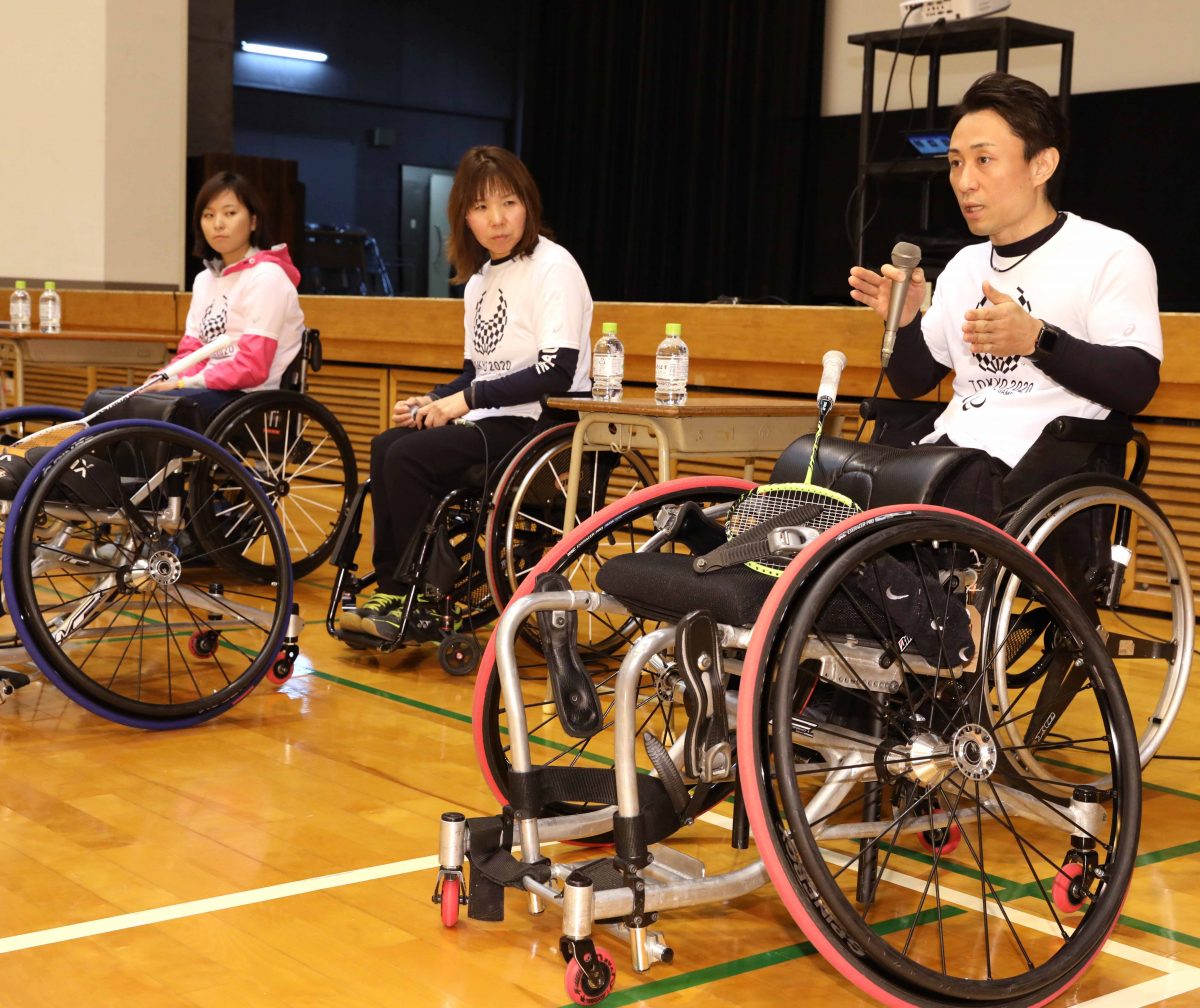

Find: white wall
823;0;1200;117
0;0;187;288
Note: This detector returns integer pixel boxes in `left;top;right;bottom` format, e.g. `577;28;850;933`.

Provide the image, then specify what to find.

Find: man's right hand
393;395;433;427
849;263;926;328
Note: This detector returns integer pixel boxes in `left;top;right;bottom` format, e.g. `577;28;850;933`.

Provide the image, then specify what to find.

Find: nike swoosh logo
885;587;910;601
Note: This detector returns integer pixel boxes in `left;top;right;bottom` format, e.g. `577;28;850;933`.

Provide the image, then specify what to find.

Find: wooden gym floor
1;567;1199;1007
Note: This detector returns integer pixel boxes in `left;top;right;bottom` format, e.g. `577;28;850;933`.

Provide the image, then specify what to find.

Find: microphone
882;241;922;367
816;350;847;414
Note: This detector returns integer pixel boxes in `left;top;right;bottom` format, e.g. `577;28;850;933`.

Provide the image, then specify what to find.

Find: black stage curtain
520;1;826;305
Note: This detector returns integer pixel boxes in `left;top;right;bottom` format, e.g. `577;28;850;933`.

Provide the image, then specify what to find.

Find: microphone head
822;349;848;369
891;241;922;271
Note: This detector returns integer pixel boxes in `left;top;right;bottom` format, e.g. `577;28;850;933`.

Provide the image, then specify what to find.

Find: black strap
693;502;822;573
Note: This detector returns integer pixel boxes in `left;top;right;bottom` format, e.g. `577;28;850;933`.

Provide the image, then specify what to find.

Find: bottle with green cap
591;321;624;401
9;280;31;332
654;322;688;405
38;281;61;333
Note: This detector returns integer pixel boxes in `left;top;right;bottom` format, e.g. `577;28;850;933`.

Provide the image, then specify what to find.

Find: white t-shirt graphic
919;213;1162;467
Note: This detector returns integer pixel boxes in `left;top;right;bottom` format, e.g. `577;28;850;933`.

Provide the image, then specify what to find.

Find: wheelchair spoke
742;510;1140;1002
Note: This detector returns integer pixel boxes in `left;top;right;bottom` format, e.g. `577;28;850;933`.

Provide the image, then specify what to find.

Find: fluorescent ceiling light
240;42;328;63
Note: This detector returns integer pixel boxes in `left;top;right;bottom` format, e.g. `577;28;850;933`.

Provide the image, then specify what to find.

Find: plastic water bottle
654;322;688;405
9;281;31;332
38;281;61;333
591;321;624;401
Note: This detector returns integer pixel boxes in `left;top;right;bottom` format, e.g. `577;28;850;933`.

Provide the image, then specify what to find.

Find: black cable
855;370;886;443
844;4;920;256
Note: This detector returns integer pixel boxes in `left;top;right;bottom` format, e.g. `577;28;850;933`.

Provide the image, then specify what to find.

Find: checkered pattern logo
200;296;229;344
972;287;1028;375
472;290;507;355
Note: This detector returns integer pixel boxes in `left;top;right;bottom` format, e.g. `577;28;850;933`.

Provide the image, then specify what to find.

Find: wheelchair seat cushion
82;389;204;431
597;543;974;664
596;551;774;626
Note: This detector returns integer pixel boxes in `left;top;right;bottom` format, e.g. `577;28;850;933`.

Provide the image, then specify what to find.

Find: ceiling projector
899;0;1012;25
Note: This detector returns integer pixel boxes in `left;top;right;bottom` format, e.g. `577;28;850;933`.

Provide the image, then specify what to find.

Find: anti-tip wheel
438;633;481;677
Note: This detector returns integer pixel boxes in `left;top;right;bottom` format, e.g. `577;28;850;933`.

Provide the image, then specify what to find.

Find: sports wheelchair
0;328;357;725
432;406;1183;1006
0;418;300;728
1;328;358;581
326;406;655;676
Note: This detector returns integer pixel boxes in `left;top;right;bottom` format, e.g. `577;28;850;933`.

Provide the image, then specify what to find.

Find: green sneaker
340;592;405;636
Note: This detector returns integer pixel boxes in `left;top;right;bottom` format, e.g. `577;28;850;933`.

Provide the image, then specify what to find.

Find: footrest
570;857;629;893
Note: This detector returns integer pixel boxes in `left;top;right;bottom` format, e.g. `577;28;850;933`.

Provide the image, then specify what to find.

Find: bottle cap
665;323;682;336
15;281;26;290
44;281;56;291
601;322;617;334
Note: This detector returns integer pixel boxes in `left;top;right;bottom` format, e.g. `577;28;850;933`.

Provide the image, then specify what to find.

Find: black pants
370;416;534;594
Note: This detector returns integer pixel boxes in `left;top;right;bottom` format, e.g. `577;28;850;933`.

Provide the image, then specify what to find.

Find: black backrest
279;328;321;394
859;397;1144;516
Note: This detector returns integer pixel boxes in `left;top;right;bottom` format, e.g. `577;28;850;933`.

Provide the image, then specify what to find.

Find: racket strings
725;484;861;575
9;421;89;455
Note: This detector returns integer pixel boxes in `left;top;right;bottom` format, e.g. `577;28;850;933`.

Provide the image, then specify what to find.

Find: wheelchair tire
738;506;1141;1007
3;419;294;729
474;475;754;822
202;390;357;580
0;405;84;445
485;423;654;627
1001;472;1192;769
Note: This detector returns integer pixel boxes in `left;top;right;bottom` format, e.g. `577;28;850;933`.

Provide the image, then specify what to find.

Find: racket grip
155;334;239;380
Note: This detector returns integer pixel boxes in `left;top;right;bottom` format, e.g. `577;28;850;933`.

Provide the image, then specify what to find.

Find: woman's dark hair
952;71;1069;162
191;171;273;259
446;146;548;284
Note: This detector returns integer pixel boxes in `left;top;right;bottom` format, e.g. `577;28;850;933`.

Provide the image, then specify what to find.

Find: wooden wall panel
8;288;1200;617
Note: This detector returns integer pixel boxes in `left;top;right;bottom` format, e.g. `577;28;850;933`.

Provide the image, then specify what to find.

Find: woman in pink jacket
88;171;305;425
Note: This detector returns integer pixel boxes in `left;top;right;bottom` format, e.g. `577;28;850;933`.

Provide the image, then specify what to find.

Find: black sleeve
430;359;476;399
1031;332;1160;415
471;347;580;410
884;314;950;398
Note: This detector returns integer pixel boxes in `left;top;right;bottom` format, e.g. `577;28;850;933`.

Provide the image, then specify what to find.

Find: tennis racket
696;350;861;577
8;334;237;454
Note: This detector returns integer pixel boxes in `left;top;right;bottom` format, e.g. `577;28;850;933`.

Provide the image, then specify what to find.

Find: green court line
306;669;473;724
306;668;618;766
555;906;964;1008
306;666;1200;989
1118;915;1200;950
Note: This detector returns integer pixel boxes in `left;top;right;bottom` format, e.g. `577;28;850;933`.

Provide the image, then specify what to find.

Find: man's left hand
962;281;1041;357
416;391;469;428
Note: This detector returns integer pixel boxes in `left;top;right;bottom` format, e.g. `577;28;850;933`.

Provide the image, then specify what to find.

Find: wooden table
0;327;175;407
544;394;848;532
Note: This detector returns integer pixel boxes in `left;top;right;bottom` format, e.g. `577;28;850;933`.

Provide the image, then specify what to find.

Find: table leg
560;418;592;534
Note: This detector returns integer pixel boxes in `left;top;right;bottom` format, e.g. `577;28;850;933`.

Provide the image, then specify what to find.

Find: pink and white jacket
176;244;305;392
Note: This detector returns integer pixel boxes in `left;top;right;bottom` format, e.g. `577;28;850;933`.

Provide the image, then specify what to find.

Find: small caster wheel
1053;861;1087;914
266;652;293;685
438;633;481;677
188;629;220;658
918;821;961;856
564;946;616;1005
439;876;461;928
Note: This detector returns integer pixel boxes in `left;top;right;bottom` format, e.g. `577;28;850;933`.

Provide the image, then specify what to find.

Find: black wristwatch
1029;321;1061;362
